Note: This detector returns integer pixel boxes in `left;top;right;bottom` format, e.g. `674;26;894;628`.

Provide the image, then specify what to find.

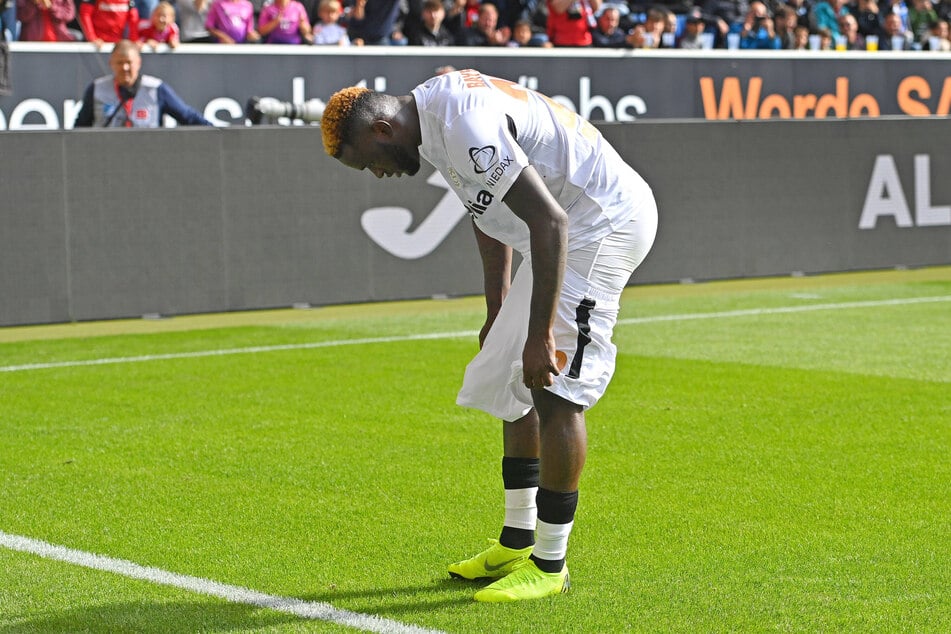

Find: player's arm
503;165;568;388
472;221;512;348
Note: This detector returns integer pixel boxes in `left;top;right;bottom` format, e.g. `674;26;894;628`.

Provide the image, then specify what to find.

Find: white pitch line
2;295;949;374
0;531;445;634
617;294;951;325
0;331;477;373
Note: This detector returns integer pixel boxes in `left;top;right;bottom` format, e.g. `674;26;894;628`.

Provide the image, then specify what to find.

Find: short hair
321;86;371;157
111;39;140;58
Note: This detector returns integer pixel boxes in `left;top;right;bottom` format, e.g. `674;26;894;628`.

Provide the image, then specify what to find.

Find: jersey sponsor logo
469;145;498;174
134;109;149;120
484;156;513;188
465;189;494;218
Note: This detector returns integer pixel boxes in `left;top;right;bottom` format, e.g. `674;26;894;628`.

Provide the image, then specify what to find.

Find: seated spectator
258;0;312;43
312;0;352;44
347;0;406;45
625;21;648;46
739;0;780;46
446;0;481;37
546;0;601;46
882;0;909;32
838;11;866;45
809;0;849;36
592;5;628;46
178;0;213;42
785;0;813;28
206;0;260;42
701;0;751;46
922;17;949;47
16;0;76;41
851;0;883;35
405;0;454;45
773;5;798;46
74;39;212;127
458;2;511;44
508;17;551;45
677;13;708;47
878;8;911;46
792;21;810;45
908;0;938;41
660;6;679;46
139;1;180;48
816;24;835;45
79;0;139;47
639;8;666;47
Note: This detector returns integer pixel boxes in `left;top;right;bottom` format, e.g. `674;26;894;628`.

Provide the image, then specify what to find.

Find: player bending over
320;68;658;602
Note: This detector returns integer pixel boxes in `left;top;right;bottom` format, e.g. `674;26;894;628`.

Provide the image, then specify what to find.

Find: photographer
740;0;781;47
74;40;212;127
546;0;601;46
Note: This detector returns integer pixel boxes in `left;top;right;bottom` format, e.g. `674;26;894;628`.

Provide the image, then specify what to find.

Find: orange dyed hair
321;86;371;158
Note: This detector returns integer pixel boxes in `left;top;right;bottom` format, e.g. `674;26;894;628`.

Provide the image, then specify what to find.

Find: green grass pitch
1;267;949;633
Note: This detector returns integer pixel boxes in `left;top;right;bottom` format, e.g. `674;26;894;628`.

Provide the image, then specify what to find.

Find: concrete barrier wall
1;118;948;326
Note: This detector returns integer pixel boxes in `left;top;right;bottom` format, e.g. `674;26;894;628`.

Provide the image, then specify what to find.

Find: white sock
533;518;573;563
503;486;537;532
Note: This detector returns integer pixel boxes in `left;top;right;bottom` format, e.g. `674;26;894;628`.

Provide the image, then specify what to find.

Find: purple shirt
205;0;255;43
259;1;308;44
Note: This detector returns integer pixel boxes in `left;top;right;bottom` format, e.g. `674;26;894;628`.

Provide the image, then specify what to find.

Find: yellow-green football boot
448;540;533;580
473;559;570;602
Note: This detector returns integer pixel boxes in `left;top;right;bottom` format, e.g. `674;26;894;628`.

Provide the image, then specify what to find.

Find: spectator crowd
2;0;950;51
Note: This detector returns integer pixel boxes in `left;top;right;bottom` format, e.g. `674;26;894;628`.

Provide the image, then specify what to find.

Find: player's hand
522;334;560;390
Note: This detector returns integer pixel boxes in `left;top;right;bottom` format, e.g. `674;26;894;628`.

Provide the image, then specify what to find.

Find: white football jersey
412;69;653;255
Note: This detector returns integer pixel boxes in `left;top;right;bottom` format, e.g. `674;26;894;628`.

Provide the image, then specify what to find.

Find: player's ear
371;119;394;138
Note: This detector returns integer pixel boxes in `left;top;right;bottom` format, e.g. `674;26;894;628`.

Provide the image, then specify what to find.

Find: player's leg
447;411;539;580
450;265;539;581
500;411;540;550
533;388;585;572
473;391;580;602
472;203;656;601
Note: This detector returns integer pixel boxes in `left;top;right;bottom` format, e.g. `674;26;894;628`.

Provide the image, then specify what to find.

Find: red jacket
16;0;77;42
79;0;140;42
546;0;595;47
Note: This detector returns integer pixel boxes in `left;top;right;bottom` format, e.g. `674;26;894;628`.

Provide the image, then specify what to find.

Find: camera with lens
246;96;326;124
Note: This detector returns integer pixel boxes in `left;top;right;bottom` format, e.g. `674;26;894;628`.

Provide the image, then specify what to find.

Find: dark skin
335;94;585;492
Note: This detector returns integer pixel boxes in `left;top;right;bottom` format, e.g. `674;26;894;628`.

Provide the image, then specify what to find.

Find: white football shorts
456;199;658;421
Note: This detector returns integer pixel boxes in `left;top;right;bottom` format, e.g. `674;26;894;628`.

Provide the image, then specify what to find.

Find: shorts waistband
563;265;622;308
